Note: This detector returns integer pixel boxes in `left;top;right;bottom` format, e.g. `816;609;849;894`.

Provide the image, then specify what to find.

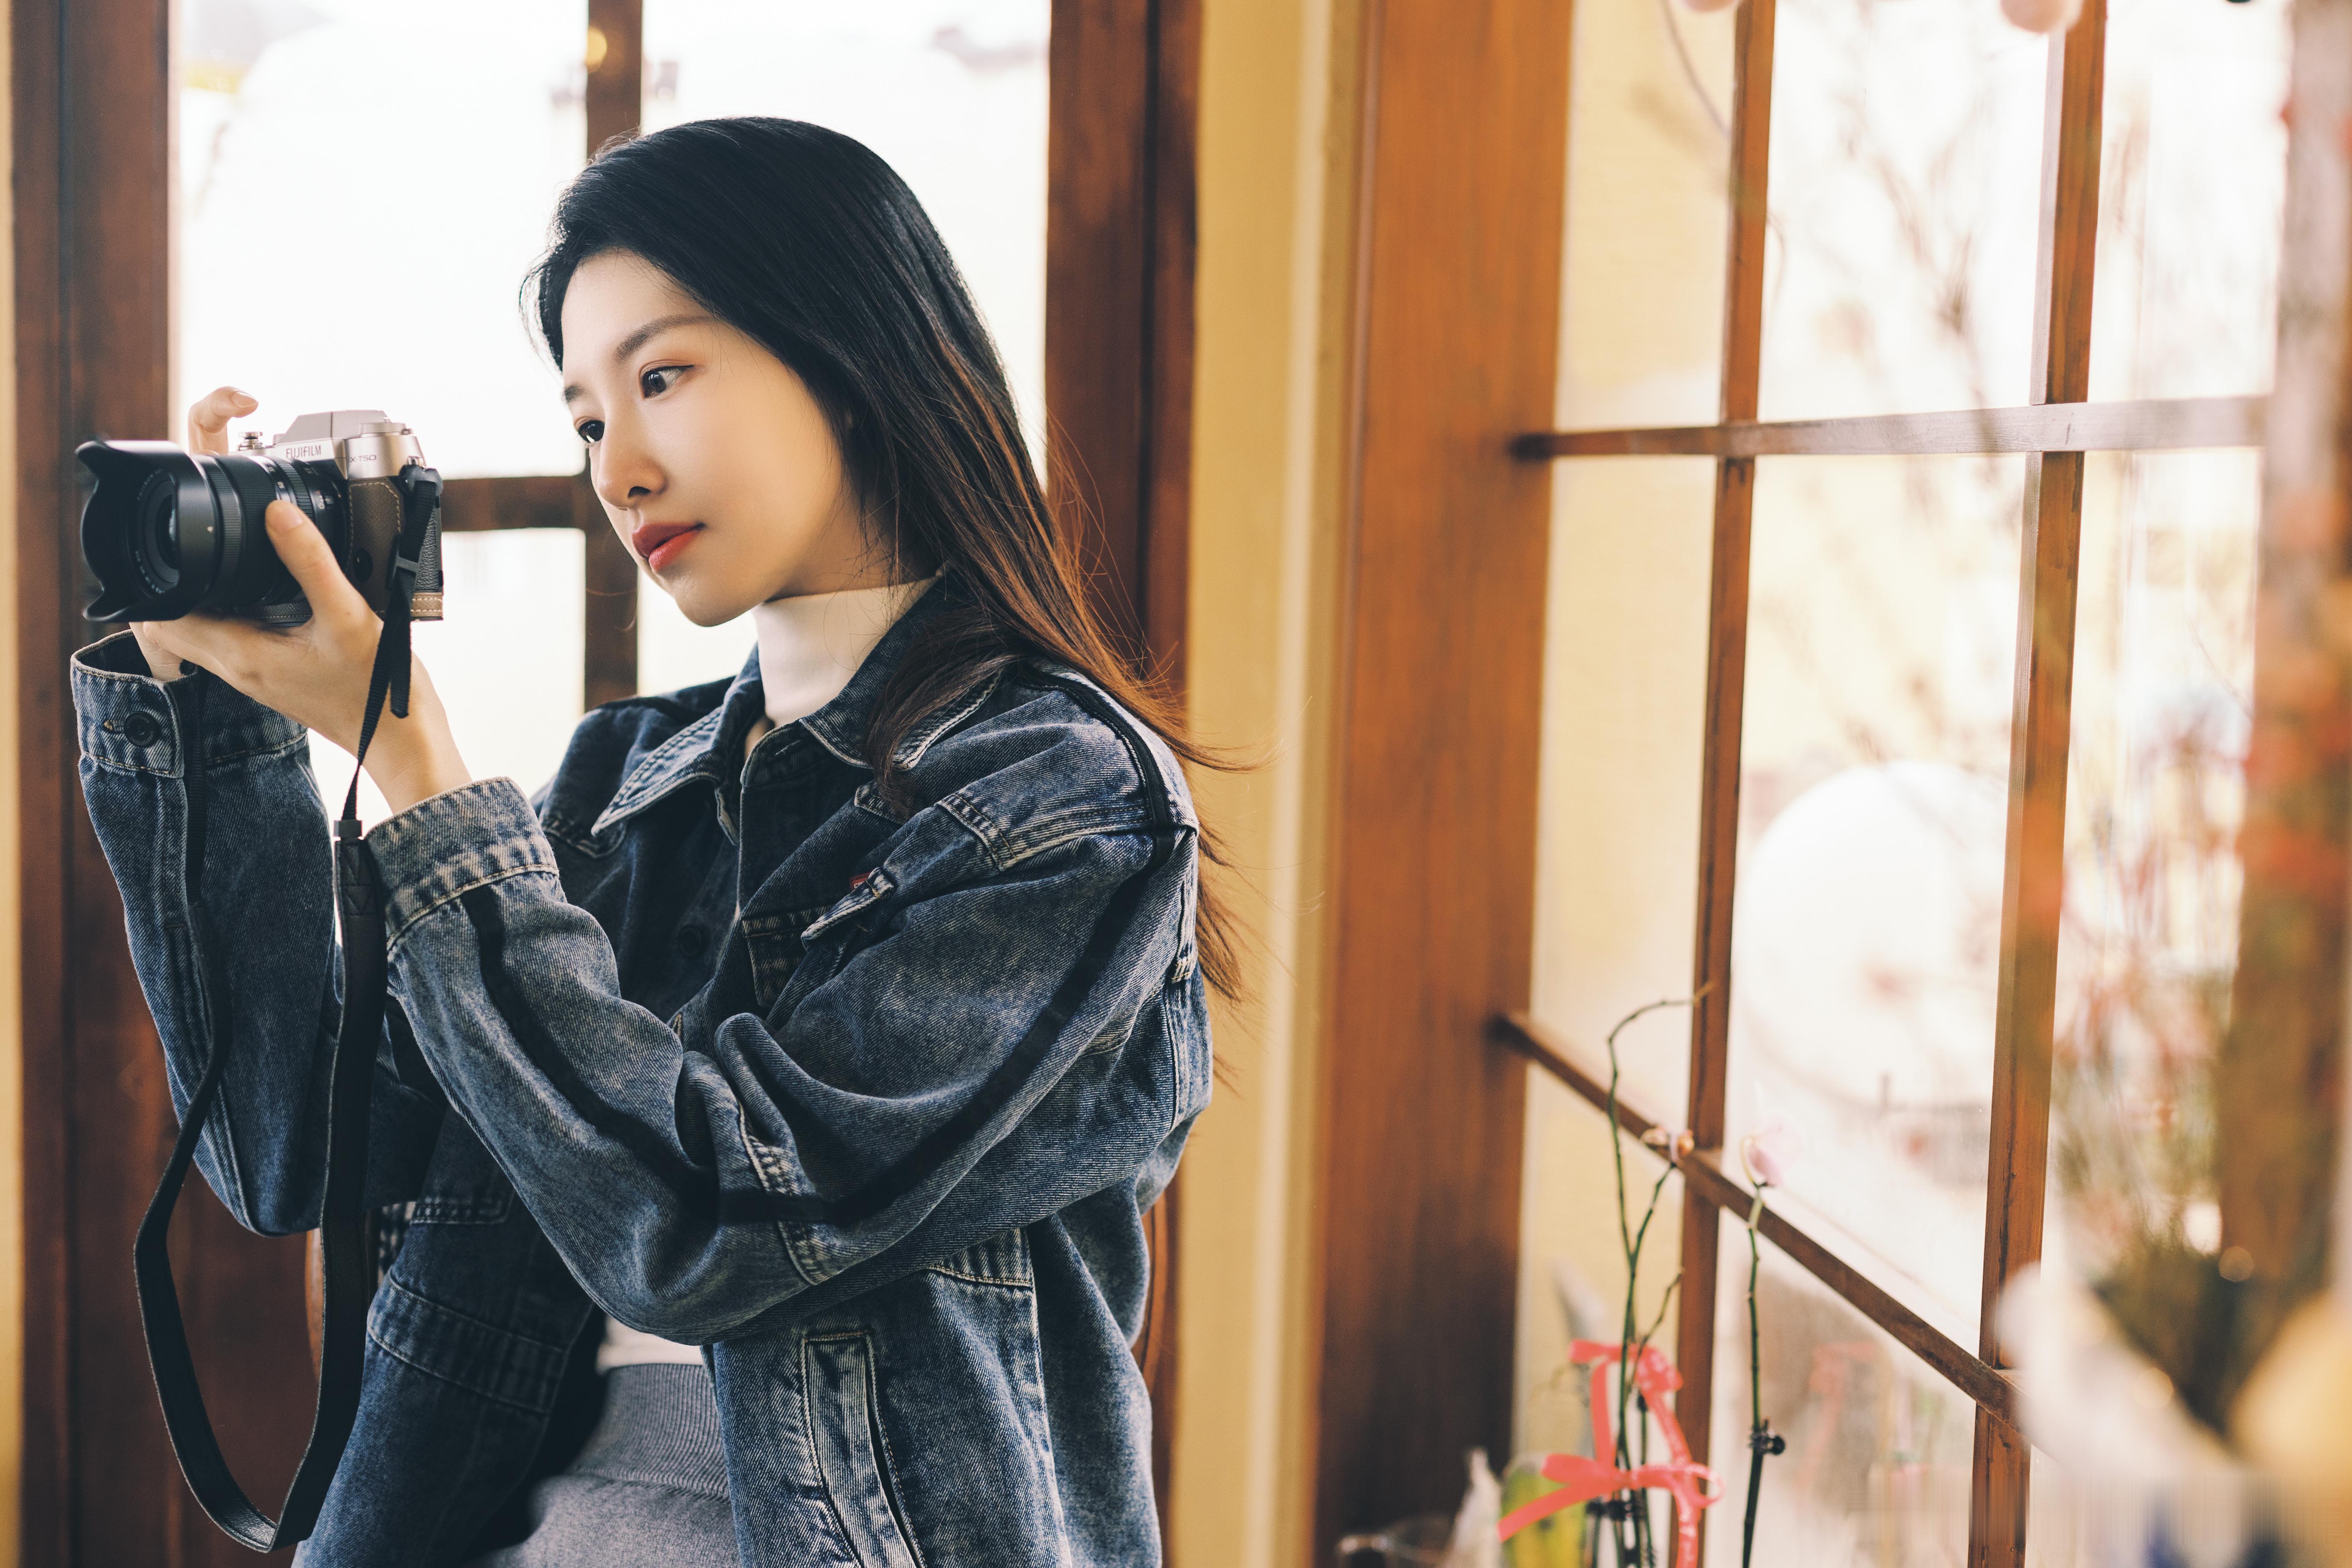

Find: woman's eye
640;365;685;398
575;419;606;445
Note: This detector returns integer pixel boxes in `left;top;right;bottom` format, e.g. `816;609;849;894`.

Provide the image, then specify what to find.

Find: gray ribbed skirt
468;1365;739;1568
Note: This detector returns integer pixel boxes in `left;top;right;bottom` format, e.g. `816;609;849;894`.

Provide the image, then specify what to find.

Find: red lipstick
629;521;702;573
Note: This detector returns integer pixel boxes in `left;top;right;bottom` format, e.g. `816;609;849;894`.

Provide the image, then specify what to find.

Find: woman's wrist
365;718;473;816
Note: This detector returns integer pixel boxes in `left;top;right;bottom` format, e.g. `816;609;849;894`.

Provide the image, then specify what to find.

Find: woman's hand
131;388;472;817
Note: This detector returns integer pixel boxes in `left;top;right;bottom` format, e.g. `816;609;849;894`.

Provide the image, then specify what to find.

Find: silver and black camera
77;410;445;626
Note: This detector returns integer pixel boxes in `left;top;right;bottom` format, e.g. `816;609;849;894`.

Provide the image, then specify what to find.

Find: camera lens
138;472;180;575
77;440;283;623
74;422;437;627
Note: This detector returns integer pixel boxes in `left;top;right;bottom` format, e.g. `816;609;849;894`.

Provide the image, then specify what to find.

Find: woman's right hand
132;385;260;682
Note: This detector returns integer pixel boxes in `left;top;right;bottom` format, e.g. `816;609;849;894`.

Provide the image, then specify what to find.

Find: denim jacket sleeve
368;752;1194;1342
71;632;444;1235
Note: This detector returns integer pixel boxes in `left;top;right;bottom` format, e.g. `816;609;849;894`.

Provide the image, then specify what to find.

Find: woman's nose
593;428;663;511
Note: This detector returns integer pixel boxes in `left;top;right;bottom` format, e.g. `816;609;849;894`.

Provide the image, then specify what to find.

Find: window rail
1492;1011;2018;1425
1511;393;2266;461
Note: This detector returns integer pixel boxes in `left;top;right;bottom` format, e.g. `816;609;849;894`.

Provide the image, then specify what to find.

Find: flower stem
1596;995;1702;1568
1742;1186;1772;1568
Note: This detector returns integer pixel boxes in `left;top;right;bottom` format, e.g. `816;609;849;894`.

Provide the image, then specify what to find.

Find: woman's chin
662;583;755;629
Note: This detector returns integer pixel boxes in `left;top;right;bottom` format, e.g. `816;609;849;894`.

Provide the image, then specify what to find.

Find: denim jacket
71;574;1210;1567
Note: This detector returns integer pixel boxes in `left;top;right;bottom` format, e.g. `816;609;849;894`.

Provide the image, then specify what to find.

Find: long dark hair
526;117;1238;997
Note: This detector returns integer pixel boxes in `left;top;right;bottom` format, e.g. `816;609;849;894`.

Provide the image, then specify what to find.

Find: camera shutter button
123;712;163;748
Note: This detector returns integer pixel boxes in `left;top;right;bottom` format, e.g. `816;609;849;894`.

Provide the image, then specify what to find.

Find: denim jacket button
675;924;709;960
122;711;163;748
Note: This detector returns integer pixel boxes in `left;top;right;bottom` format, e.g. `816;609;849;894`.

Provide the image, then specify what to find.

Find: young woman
72;117;1220;1567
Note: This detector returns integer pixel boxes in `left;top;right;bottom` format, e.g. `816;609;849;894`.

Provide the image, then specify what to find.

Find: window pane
2050;451;2259;1299
1558;0;1735;427
1706;1222;1974;1568
629;0;1049;692
1759;0;2047;421
1728;455;2029;1324
310;530;586;820
1532;458;1719;1116
2087;0;2290;401
179;0;587;478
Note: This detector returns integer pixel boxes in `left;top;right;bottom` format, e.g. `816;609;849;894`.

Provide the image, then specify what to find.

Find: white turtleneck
596;573;937;1376
749;575;939;735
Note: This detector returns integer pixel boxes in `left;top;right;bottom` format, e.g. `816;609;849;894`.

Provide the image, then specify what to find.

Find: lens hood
78;440;224;622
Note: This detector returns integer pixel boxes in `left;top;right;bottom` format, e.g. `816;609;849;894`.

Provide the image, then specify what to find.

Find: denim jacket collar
589;573;962;837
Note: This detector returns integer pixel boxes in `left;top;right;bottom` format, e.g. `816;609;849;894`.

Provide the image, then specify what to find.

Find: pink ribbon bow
1496;1340;1724;1568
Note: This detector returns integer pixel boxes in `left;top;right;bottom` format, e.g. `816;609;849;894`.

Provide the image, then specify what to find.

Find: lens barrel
79;441;350;624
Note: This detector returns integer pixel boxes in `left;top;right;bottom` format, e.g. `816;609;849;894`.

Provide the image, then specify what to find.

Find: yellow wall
1171;0;1360;1562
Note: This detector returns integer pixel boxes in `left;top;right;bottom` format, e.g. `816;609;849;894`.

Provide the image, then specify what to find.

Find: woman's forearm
72;632;440;1230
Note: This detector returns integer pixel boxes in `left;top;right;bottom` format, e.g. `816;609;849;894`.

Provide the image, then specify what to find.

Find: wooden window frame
13;2;1194;1560
1492;3;2321;1565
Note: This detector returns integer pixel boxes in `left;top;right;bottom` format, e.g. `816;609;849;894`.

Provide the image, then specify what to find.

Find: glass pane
1705;1222;1974;1568
1532;458;1718;1115
2086;0;2290;402
1728;454;2028;1324
630;0;1050;693
2050;451;2259;1295
311;530;585;820
179;0;587;478
1557;0;1735;428
1759;0;2048;421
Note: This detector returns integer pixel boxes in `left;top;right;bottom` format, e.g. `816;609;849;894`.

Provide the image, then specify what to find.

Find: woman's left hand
132;502;474;815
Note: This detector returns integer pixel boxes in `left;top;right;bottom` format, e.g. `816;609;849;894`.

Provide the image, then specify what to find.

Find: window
1509;0;2286;1561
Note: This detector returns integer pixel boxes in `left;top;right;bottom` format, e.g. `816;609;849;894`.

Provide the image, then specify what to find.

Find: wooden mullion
15;0;73;1556
1676;0;1775;1524
1969;7;2106;1567
580;0;643;706
585;0;642;158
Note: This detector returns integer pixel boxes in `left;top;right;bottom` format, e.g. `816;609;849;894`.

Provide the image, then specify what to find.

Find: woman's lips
630;521;702;573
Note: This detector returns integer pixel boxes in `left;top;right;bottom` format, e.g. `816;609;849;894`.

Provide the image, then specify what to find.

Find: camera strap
134;462;444;1552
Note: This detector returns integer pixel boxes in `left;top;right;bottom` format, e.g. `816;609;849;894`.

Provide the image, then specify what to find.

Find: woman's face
559;250;890;625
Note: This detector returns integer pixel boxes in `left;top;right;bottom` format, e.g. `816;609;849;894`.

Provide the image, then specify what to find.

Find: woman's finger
264;502;372;625
186;386;257;454
148;613;248;678
128;620;198;682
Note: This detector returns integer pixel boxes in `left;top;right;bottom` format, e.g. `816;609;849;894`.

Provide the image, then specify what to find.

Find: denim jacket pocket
741;903;830;1013
803;1331;923;1568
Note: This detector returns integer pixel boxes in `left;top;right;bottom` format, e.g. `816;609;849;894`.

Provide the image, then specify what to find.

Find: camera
77;410;445;626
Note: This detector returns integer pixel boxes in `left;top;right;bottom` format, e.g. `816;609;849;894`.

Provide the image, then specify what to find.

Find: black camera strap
134;462;443;1552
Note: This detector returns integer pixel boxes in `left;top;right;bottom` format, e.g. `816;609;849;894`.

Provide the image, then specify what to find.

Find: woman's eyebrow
562;312;715;402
